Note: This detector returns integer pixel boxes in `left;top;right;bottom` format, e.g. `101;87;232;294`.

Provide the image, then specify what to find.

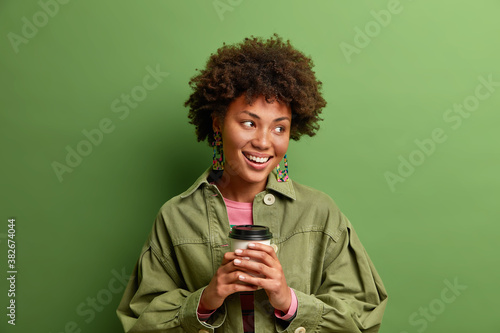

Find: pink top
224;197;253;225
198;197;297;322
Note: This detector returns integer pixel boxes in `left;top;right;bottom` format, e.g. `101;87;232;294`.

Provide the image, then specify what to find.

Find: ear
212;115;221;132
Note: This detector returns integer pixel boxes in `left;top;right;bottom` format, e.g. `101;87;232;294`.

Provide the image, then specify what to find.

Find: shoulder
282;179;346;242
157;184;208;222
158;168;212;217
157;194;183;217
150;181;211;247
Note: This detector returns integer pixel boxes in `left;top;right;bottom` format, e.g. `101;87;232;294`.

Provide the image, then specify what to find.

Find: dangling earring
276;154;289;182
212;131;224;170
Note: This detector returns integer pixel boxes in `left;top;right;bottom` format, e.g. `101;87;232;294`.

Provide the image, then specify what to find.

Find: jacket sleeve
116;217;226;332
278;216;388;333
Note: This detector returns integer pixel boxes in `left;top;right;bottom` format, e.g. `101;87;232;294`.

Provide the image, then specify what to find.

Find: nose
251;129;271;150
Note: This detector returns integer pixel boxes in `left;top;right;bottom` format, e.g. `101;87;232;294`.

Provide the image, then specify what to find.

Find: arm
116;202;231;333
116;241;226;332
288;218;388;332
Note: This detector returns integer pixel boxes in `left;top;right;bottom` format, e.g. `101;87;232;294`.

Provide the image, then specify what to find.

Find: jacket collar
180;167;296;200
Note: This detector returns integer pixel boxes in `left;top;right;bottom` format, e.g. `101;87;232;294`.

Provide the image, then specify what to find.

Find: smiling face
213;95;291;199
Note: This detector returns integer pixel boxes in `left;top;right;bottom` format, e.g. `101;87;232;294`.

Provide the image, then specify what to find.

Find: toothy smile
244;154;271;164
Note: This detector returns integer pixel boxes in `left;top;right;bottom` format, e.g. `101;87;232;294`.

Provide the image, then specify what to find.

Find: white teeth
246;155;269;163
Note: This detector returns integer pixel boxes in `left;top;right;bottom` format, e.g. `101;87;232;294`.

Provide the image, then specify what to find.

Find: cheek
222;132;245;154
277;138;290;156
224;131;250;149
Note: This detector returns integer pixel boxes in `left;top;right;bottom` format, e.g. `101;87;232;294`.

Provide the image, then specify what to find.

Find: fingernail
242;256;250;260
239;275;245;280
234;259;241;265
235;249;243;254
248;243;255;248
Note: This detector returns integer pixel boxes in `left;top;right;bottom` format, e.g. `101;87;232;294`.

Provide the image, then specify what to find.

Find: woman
117;35;388;333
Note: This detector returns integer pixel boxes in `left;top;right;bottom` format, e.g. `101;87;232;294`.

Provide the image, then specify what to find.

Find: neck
215;172;266;203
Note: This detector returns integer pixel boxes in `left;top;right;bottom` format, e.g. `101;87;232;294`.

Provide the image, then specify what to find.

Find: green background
1;0;499;332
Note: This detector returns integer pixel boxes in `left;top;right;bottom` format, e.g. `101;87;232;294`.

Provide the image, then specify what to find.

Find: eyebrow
241;110;291;122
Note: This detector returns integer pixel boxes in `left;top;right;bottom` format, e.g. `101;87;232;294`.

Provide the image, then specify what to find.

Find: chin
242;169;272;184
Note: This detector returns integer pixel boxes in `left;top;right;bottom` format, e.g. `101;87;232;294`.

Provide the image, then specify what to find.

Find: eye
275;126;286;133
242;121;254;128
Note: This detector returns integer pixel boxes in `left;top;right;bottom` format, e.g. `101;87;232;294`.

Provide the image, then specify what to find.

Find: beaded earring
212;131;224;170
276;154;289;182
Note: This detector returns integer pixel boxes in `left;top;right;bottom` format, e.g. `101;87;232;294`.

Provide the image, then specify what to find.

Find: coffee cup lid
229;225;273;240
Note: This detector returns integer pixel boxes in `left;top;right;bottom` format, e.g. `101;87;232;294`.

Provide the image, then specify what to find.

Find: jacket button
294;327;306;333
271;244;278;253
264;193;275;205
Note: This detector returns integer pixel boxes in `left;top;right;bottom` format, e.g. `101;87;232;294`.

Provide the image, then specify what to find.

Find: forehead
226;95;291;119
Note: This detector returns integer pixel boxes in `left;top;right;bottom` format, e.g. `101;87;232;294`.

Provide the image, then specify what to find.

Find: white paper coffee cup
230;238;271;252
229;225;273;283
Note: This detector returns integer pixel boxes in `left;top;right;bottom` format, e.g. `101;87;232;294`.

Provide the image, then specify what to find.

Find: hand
199;251;259;312
232;243;292;313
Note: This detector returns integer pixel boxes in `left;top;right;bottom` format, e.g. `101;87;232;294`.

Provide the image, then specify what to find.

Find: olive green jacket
117;168;388;332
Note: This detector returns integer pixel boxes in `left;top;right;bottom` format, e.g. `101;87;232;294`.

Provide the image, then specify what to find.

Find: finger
236;272;267;289
218;259;260;284
217;275;260;298
229;282;259;293
244;243;278;262
226;270;261;290
237;272;290;306
222;252;253;268
222;251;239;264
248;242;277;257
233;258;272;278
234;248;277;268
219;260;249;277
236;260;264;276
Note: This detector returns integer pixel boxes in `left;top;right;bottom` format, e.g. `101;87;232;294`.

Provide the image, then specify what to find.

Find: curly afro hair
185;34;326;144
